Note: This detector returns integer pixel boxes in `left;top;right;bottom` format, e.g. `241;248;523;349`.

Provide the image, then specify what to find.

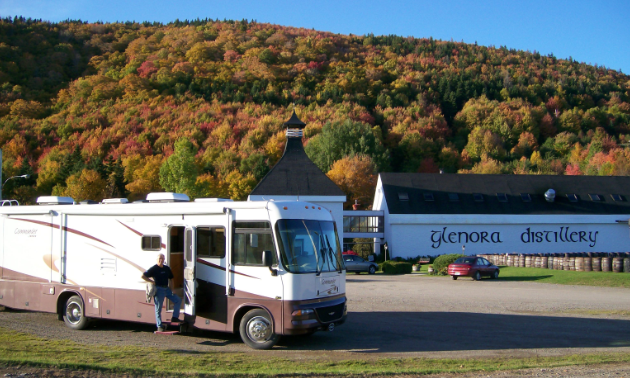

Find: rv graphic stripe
196;258;260;280
12;218;114;248
117;221;167;249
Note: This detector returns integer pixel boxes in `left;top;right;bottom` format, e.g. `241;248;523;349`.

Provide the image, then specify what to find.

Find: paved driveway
1;273;629;359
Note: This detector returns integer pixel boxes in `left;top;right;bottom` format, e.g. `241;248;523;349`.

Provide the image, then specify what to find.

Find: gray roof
249;137;345;197
380;173;630;215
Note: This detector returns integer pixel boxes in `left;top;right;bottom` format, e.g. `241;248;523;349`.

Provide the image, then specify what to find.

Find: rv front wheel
239;309;280;350
63;295;89;330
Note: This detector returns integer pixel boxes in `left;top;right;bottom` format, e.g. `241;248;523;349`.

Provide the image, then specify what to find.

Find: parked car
343;255;378;274
447;257;499;280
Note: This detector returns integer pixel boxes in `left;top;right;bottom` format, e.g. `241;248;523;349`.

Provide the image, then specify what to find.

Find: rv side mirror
262;250;277;276
262;250;272;267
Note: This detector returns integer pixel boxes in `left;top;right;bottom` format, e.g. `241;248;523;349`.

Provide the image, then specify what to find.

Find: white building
372;173;630;259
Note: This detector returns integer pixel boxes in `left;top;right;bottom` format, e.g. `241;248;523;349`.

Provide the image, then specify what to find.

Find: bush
379;261;413;275
431;254;464;275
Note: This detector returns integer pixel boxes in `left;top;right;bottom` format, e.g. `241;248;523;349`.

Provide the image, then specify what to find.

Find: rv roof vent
101;198;129;204
36;196;75;205
146;192;190;203
79;200;99;205
544;189;556;202
194;198;234;203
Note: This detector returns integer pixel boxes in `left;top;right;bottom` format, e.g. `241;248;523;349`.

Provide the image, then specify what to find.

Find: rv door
184;226;197;316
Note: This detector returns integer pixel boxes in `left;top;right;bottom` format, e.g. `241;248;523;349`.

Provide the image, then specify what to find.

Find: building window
197;227;226;258
567;194;579;202
343;216;384;233
142;236;161;251
588;193;602;201
520;193;531;202
448;193;459;202
423;192;435;201
473;193;484;202
398;192;409;201
497;193;508;202
611;194;624;202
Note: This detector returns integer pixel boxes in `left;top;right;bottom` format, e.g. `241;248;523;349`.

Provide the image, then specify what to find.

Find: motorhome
0;193;347;349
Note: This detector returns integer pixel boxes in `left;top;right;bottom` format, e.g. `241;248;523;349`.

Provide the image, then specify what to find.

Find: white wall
386;214;630;258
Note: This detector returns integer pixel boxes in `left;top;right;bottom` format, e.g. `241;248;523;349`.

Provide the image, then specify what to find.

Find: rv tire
239;309;280;350
63;295;89;330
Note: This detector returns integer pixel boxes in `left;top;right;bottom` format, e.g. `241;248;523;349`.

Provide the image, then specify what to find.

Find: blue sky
2;0;629;73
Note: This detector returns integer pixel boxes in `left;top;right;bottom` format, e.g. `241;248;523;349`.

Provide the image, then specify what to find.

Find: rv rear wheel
63;295;89;330
239;309;280;350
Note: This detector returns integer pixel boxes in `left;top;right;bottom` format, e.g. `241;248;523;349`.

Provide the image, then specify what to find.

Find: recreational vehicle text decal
431;227;503;249
14;228;38;237
521;227;598;247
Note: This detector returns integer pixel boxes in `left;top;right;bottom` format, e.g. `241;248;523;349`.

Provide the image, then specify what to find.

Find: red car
447;257;500;280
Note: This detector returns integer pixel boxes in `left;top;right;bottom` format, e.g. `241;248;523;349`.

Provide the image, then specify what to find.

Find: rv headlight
291;309;314;317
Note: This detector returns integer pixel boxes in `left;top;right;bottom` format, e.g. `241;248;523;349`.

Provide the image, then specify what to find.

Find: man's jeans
154;286;181;328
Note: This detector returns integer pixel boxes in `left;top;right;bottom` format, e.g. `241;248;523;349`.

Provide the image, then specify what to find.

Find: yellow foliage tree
326;155;376;209
58;169;107;202
125;155;164;201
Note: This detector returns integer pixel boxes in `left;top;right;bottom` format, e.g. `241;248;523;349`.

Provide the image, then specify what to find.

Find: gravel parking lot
1;273;630;376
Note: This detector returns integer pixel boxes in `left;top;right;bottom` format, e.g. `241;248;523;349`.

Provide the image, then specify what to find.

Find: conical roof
282;111;306;129
250;114;345;197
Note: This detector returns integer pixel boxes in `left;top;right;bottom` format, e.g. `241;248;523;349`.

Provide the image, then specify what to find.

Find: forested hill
1;17;629;206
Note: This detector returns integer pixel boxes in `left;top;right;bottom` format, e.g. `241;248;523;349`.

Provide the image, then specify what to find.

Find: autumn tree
55;169;107;202
326;155;377;209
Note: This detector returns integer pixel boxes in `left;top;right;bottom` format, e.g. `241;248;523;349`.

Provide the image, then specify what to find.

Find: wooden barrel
506;255;513;267
584;257;592;272
592;257;602;272
541;256;548;269
575;256;584;271
624;258;630;273
563;256;570;270
519;255;525;267
602;257;612;272
569;257;576;271
548;256;554;269
612;257;623;273
525;255;532;268
553;257;561;270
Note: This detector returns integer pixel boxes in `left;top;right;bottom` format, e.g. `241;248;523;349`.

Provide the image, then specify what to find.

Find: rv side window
233;222;277;266
197;227;226;258
142;236;161;251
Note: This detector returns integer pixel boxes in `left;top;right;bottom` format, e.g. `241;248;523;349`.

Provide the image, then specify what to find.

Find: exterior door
184;226;197;316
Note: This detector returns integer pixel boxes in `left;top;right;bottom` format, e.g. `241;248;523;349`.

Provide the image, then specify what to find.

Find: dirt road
1;274;630;375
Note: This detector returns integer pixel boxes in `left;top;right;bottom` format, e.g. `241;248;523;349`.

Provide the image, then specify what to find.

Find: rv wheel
63;295;89;330
239;309;280;350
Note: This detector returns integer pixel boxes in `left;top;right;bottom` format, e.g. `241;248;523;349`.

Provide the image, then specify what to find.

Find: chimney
545;189;556;202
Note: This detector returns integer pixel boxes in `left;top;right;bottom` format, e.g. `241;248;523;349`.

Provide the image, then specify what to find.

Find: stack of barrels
478;252;630;273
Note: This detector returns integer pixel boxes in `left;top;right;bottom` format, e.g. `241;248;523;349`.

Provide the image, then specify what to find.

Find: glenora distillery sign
428;226;605;252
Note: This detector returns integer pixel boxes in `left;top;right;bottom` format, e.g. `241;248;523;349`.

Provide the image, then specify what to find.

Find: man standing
142;253;182;332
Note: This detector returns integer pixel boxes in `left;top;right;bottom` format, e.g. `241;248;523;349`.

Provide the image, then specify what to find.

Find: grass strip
422;265;630;288
497;266;630;288
1;328;629;376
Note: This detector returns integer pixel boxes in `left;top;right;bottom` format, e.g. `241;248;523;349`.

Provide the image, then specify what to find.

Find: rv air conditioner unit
36;196;75;205
146;192;190;203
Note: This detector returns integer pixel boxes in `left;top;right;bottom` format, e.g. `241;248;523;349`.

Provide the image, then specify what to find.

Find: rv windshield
276;219;344;274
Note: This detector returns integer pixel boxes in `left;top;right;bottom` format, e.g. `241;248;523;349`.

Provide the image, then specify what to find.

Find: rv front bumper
283;295;347;335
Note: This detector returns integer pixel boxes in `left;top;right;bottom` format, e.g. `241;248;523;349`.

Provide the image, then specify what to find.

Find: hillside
0;17;629;206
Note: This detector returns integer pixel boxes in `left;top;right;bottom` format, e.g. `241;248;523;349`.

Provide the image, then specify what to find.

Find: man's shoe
170;317;183;323
157;326;165;332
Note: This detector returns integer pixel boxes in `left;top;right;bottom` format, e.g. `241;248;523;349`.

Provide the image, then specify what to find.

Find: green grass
1;328;629;377
497;266;630;288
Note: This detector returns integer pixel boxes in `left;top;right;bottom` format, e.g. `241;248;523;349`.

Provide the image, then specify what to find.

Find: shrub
379;261;413;275
431;254;464;275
